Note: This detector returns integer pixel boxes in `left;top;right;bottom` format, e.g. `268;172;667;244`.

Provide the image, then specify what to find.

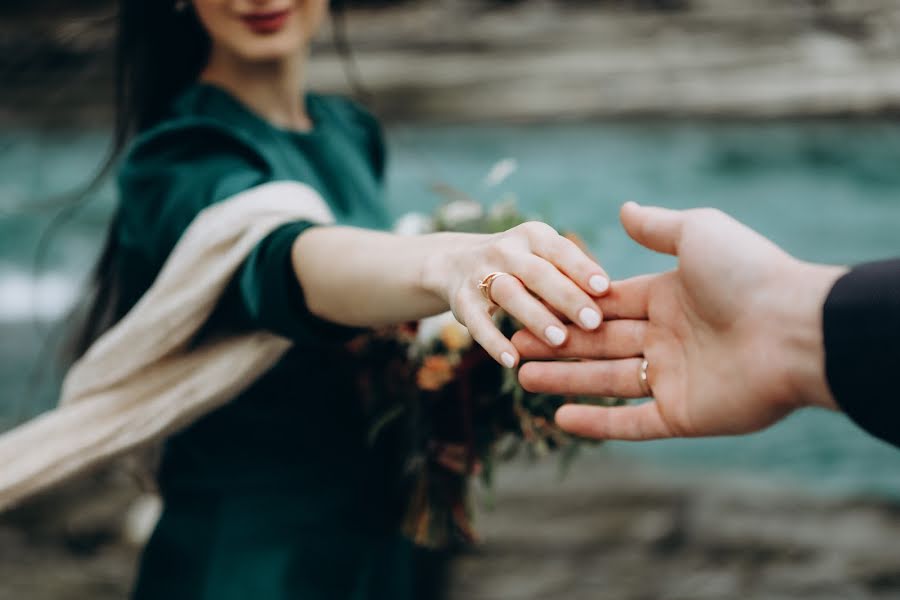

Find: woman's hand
422;221;610;369
294;220;607;364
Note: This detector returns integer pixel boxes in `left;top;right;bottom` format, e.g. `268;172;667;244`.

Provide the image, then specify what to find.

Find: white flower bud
438;200;484;227
393;212;435;236
484;158;518;188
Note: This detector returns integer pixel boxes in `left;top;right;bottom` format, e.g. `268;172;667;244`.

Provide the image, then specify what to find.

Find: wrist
418;232;477;304
776;260;848;411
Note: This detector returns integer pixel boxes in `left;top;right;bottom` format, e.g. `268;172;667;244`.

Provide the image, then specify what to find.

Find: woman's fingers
512;321;646;360
459;220;614;364
525;225;610;296
510;256;603;333
519;357;648;398
483;222;609;335
457;296;519;368
489;274;570;347
555;403;674;441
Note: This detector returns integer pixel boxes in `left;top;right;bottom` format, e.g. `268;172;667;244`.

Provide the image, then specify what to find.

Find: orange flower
417;355;455;391
439;321;472;352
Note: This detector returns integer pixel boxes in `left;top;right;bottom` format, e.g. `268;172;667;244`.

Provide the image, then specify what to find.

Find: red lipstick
241;8;291;34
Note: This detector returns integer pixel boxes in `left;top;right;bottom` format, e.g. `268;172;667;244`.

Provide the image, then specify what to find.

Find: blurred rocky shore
3;0;900;125
1;455;899;600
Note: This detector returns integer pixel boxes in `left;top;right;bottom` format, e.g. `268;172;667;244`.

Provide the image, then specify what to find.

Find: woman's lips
241;9;291;34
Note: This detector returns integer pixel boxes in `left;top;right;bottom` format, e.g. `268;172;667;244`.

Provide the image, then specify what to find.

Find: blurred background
2;0;900;598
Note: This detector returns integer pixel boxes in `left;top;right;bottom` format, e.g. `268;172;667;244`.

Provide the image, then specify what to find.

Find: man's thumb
620;201;685;257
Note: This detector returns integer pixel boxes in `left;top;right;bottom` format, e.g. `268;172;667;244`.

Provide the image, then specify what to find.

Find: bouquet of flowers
349;160;622;549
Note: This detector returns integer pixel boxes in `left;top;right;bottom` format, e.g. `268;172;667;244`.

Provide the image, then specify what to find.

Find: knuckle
541;236;569;264
693;207;724;221
628;320;647;347
558;231;581;250
552;287;581;314
452;288;470;311
518;221;557;240
636;417;653;440
463;313;486;337
530;304;557;326
486;238;518;264
519;254;548;279
534;268;581;306
562;280;587;303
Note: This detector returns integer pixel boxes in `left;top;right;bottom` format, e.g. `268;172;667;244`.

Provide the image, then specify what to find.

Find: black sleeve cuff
823;259;900;448
231;221;364;345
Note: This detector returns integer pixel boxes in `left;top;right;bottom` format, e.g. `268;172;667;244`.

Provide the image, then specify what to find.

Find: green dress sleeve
217;220;362;343
117;120;359;344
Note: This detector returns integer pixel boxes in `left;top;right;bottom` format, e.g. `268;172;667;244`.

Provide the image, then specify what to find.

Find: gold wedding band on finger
477;272;519;304
638;359;653;397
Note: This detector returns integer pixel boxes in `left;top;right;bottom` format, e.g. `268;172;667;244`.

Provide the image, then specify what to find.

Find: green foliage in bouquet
349;160;623;549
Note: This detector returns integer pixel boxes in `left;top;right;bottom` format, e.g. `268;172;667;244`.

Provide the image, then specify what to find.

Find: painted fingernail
501;352;516;369
579;307;601;329
589;275;609;294
545;326;567;346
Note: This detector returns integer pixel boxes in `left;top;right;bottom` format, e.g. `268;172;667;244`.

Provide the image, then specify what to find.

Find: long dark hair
70;0;362;359
67;0;210;358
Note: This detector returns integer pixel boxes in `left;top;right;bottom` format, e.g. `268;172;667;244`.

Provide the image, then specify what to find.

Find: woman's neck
201;48;312;132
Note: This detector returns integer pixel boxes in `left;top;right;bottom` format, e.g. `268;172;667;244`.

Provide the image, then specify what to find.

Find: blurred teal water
2;120;899;498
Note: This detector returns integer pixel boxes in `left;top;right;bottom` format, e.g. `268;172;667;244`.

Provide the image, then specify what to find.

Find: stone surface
4;1;900;124
3;455;897;599
444;456;900;600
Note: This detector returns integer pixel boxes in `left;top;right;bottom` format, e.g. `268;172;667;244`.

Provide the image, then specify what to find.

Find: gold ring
477;272;515;304
638;359;652;397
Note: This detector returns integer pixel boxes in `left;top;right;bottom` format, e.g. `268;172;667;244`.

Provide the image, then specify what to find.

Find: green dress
115;84;419;600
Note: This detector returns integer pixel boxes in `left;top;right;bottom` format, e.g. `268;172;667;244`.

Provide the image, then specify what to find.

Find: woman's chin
229;36;309;64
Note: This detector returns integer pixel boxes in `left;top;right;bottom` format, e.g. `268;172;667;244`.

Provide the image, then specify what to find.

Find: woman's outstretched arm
293;221;611;368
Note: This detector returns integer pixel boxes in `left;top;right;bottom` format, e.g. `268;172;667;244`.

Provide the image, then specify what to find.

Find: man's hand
512;202;846;441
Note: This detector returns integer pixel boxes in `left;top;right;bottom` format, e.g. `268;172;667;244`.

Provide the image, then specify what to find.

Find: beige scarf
0;181;334;511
